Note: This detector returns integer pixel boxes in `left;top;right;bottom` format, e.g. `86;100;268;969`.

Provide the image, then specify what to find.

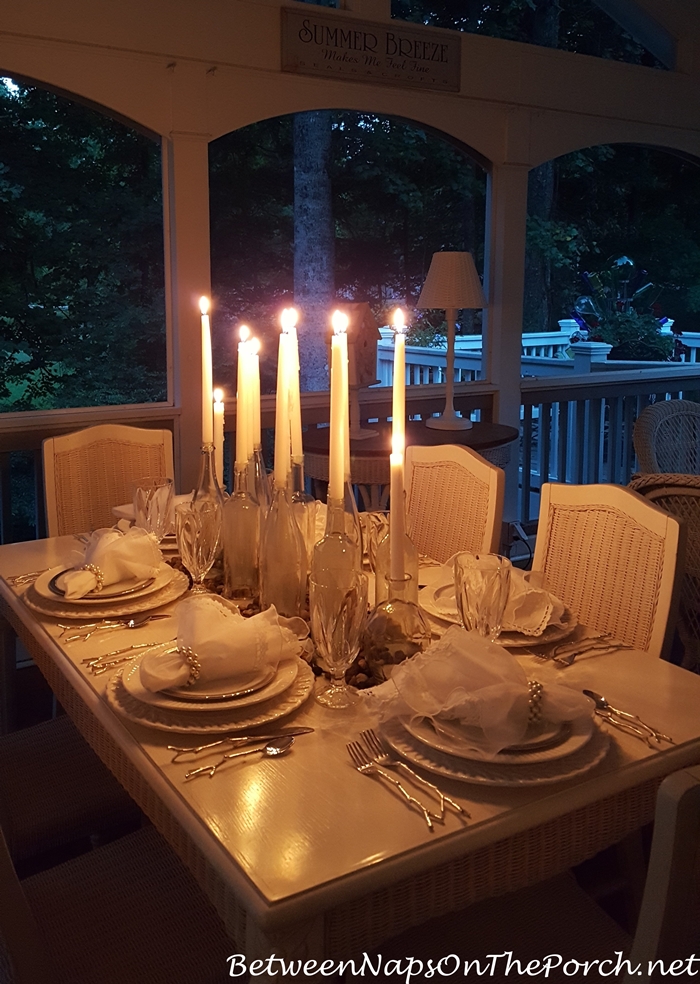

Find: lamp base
425;412;473;431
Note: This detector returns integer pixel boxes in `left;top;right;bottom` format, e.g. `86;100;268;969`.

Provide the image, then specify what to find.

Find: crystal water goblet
310;569;368;709
132;476;174;543
453;551;512;641
175;499;222;594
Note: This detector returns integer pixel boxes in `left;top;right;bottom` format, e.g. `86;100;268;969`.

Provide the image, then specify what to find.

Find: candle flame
213;387;224;403
280;307;299;332
199;296;210;316
239;325;251;343
332;310;349;335
250;337;261;355
392;307;406;333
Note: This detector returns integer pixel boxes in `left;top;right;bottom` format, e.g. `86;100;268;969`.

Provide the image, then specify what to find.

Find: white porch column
162;131;212;494
482;163;529;524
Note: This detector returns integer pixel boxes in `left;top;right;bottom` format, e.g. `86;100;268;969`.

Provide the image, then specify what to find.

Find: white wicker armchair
43;424;174;537
633;399;700;474
629;472;700;673
532;482;683;659
405;444;505;564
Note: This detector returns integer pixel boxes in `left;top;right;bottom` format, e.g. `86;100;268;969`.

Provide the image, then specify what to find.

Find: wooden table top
303;419;518;458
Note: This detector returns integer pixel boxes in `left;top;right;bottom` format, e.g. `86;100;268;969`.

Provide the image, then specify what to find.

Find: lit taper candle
329;310;349;501
274;328;291;488
281;308;304;463
213;387;225;486
199;297;214;445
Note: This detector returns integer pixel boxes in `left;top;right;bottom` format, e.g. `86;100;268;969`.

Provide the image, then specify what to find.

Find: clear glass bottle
260;485;306;617
223;462;260;611
248;445;271;516
312;495;361;581
193;443;225;509
375;530;420;605
343;480;363;559
362;574;430;683
290;459;315;572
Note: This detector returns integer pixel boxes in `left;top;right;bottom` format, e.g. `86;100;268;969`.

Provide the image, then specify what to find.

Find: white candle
213;387;225;485
329;311;349;501
250;337;261;449
392;308;406;457
390;451;405;581
340;327;350;481
236;326;251;467
274;329;290;488
200;297;214;445
282;308;304;463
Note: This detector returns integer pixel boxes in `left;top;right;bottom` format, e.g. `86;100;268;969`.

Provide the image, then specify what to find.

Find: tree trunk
293;110;335;391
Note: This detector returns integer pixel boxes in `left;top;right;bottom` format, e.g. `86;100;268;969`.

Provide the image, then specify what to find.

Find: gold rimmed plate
48;569;155;600
165;664;277;702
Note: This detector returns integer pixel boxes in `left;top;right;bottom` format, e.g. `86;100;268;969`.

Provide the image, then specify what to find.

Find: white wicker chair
633;399;700;475
405;444;505;564
0;715;141;865
0;823;233;984
43;424;175;537
532;482;683;659
629;473;700;673
375;766;700;982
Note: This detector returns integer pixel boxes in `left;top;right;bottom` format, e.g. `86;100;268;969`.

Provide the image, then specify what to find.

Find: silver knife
167;728;314;762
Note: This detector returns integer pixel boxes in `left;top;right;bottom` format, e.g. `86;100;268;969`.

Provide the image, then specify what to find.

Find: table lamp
417;251;487;430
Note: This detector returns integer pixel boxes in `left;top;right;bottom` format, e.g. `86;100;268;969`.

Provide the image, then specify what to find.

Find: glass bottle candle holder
290;459;316;572
223;462;260;611
375;530;420;605
312;495;361;581
362;574;430;683
260;485;307;617
248;445;271;516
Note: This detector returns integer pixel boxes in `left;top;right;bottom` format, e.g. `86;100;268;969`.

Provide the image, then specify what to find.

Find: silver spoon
583;689;674;744
184;734;295;780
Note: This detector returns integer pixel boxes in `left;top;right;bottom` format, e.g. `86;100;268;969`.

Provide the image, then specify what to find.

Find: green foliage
596;310;673;362
0;79;166;410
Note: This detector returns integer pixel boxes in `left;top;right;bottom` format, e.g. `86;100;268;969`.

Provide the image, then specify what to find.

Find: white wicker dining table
2;534;700;977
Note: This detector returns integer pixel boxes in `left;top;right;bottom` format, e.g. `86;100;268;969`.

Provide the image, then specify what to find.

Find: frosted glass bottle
260;485;306;617
223;462;260;611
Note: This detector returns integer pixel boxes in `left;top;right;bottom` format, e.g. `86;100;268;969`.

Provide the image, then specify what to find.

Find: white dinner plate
381;717;610;786
402;714;594;765
106;658;314;733
121;653;300;712
34;564;174;606
23;567;189;620
418;580;577;648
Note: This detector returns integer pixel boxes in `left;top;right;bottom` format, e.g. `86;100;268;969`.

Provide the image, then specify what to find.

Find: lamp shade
417;251;487;310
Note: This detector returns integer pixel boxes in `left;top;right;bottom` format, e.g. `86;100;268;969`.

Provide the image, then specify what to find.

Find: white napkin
424;559;564;637
366;625;592;757
139;595;309;692
62;528;163;599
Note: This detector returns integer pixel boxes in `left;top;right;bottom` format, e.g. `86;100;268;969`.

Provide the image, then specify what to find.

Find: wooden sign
282;8;461;93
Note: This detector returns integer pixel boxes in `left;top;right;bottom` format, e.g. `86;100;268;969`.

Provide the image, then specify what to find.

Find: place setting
22;525;190;620
104;593;315;734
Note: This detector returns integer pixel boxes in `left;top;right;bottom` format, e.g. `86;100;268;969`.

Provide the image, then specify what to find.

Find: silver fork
361;729;467;818
346;741;440;831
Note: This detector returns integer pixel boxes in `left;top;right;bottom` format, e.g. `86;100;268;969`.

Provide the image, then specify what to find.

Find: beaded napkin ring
81;564;105;592
178;645;202;686
528;680;544;723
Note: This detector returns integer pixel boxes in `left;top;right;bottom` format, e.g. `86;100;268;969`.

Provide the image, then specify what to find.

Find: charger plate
380;716;609;787
23;568;189;620
106;658;314;733
36;565;171;604
122;653;299;712
402;714;594;765
417;580;577;648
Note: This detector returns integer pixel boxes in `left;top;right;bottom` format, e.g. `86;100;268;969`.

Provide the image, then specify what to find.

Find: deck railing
2;363;700;543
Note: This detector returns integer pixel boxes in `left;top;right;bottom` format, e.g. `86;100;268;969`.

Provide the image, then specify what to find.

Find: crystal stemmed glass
132;476;174;543
175;499;222;594
453;551;512;642
310;569;368;709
